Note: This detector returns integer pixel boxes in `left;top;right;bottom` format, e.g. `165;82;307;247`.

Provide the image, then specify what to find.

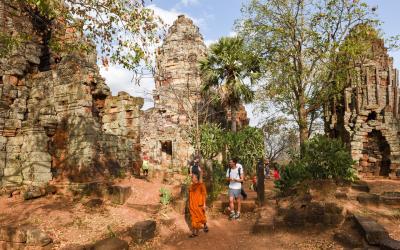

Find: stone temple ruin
0;2;143;187
141;15;249;169
326;35;400;179
0;3;249;188
141;15;207;168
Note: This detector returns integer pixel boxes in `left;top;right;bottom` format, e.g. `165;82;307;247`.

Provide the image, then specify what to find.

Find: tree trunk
256;161;265;206
298;94;308;152
231;105;237;133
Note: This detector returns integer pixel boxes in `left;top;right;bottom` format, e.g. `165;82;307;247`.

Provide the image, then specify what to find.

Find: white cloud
181;0;199;7
205;39;216;47
99;65;155;110
228;31;237;37
99;4;206;111
148;4;205;28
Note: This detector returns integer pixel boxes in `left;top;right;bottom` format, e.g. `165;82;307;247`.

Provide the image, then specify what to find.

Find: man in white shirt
226;158;244;220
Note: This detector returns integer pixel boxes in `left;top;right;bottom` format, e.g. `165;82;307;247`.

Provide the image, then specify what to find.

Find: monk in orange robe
188;173;208;237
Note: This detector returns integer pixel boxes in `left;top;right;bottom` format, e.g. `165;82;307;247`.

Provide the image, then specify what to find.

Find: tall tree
262;117;298;162
199;36;260;132
239;0;376;146
2;0;162;70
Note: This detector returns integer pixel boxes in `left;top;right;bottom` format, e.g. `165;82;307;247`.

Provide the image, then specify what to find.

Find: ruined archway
361;129;391;177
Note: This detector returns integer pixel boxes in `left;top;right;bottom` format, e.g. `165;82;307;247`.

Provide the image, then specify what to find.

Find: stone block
357;193;380;205
2;175;23;185
26;152;52;162
6;136;24;146
129;220;157;244
23;172;52;183
22;185;46;200
92;237;128;250
380;237;400;250
3;167;21;176
369;157;378;163
3;75;19;85
0;226;27;243
0;241;26;250
107;185;132;205
354;215;389;245
173;199;187;214
84;198;104;208
351;183;370;192
25;226;52;246
26;163;51;173
333;230;363;248
334;191;348;199
381;192;400;206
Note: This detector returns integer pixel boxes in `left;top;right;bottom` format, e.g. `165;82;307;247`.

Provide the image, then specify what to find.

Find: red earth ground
0;176;399;249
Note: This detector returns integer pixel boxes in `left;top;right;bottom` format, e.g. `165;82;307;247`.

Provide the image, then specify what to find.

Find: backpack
228;166;248;200
191;163;200;176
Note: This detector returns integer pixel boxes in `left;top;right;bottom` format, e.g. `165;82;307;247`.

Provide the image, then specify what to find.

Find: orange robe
189;182;207;229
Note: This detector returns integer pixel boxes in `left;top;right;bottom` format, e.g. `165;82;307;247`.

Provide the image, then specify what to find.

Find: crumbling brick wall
326;36;400;179
0;1;143;187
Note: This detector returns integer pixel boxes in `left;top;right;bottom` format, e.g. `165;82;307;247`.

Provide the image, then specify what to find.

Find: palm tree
199;36;259;132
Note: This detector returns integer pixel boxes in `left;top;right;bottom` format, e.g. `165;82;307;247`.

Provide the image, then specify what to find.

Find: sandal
189;233;198;238
204;225;209;233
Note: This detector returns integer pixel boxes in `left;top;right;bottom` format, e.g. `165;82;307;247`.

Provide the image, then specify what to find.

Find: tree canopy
238;0;377;146
199;36;260;132
3;0;162;70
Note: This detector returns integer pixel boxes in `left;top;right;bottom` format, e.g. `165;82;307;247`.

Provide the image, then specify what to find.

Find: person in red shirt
251;176;257;192
273;166;280;180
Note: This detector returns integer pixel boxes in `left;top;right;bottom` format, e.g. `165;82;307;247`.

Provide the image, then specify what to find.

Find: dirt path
161;210;341;250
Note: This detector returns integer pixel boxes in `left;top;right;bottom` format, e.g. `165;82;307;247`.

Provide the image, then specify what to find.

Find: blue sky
100;0;400;126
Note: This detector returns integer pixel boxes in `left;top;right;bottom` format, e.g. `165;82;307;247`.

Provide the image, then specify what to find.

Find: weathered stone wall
141;15;206;168
326;37;400;179
141;15;250;169
0;2;143;187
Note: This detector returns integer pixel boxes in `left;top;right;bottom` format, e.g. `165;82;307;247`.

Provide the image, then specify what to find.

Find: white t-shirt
226;163;243;190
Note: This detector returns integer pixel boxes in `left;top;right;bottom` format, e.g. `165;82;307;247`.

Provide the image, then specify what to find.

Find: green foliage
198;123;225;159
225;127;265;175
200;36;260;132
207;161;227;202
107;225;117;238
262;116;298;162
159;187;172;206
275;135;356;193
239;0;378;143
7;0;162;70
197;123;265;176
0;32;25;58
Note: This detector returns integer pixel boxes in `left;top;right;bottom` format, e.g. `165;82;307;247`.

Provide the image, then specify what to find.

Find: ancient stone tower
0;2;143;187
141;15;207;168
325;35;400;179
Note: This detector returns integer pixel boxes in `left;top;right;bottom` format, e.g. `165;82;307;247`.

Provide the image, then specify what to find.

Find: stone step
354;215;400;249
212;200;256;213
354;215;388;245
381;192;400;206
356;193;380;205
351;183;370;192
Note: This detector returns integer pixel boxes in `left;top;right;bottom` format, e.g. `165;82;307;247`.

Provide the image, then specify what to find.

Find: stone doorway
362;130;391;177
160;140;173;167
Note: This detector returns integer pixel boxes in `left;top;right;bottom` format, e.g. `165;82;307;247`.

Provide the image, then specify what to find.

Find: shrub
159;187;172;205
207;160;227;202
225;127;265;175
275;135;356;193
